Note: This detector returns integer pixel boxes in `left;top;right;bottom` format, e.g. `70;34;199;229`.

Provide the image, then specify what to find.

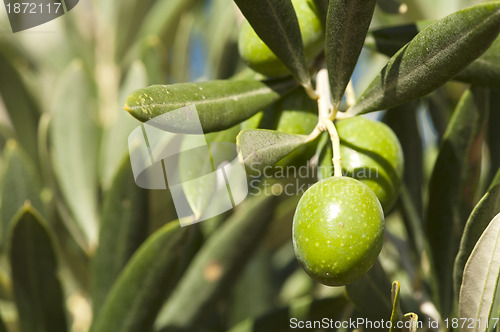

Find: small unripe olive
336;117;404;213
238;0;324;77
292;176;384;286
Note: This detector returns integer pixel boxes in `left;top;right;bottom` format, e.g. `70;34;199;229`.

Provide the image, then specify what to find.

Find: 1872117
444;318;499;329
5;2;62;14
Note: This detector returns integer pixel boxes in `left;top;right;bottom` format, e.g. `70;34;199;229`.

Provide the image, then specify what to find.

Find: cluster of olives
239;0;404;286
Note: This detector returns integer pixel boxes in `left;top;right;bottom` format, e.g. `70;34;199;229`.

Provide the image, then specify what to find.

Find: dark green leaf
326;0;376;109
125;79;296;133
236;129;309;170
51;60;100;249
454;175;500;301
228;296;349;332
488;92;500;184
0;313;6;332
458;213;500;327
233;0;312;89
425;88;488;317
345;260;393;322
90;221;196;332
155;194;277;330
1;140;45;250
389;281;403;332
9;205;67;332
0;45;40;164
90;156;149;315
313;0;328;26
347;2;500;116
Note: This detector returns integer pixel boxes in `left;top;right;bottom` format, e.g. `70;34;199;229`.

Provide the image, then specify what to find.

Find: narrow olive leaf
459;213;500;330
91;222;195;332
99;61;148;189
51;60;100;249
376;0;407;14
488;93;500;181
9;205;67;332
233;0;312;89
402;313;419;332
125;79;296;133
425;88;488;318
0;140;45;250
454;178;500;301
113;0;151;60
155;194;277;330
346;2;500;116
90;156;149;315
236;129;309;170
389;281;403;332
313;0;328;26
0;47;40;163
228;297;349;332
345;260;393;322
326;0;376;110
454;36;500;90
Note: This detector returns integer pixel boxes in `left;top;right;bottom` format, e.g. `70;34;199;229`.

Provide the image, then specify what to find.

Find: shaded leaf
1;140;45;249
99;61;147;189
234;0;312;90
313;0;328;25
51;60;100;249
90;156;149;315
9;205;67;332
236;129;309;170
155;194;277;330
90;222;196;332
454;174;500;301
326;0;376;109
376;0;407;14
228;296;349;332
0;46;40;163
425;88;488;317
489;93;500;184
390;281;403;332
346;2;500;116
345;260;393;322
459;213;500;331
125;79;296;133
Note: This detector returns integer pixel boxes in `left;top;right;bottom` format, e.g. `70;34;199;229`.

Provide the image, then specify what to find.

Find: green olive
292;176;384;286
238;0;324;77
336;117;404;213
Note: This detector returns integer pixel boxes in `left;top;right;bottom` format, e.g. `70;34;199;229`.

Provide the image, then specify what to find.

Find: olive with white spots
336;117;404;214
292;177;384;286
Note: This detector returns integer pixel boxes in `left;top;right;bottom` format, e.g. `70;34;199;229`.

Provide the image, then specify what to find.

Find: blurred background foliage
0;0;498;331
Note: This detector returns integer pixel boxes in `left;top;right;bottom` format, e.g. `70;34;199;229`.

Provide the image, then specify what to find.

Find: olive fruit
336;117;404;213
292;176;384;286
238;0;324;77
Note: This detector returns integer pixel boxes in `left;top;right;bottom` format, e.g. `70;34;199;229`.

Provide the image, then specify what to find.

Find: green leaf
90;221;196;332
228;296;349;332
346;2;500;116
402;313;419;332
459;213;500;331
326;0;376;109
125;79;296;133
90;156;149;315
345;260;393;322
233;0;312;90
389;281;403;332
0;313;6;332
1;140;45;250
454;36;500;89
155;194;277;330
9;205;67;332
99;61;147;189
313;0;328;25
425;88;488;317
0;46;40;163
488;93;500;182
51;60;100;249
236;129;309;170
454;176;500;302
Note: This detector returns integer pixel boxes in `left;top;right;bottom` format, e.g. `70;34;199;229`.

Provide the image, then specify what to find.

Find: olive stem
303;80;319;100
322;118;342;177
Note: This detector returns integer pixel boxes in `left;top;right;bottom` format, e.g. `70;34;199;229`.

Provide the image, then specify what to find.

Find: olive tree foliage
0;0;499;331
